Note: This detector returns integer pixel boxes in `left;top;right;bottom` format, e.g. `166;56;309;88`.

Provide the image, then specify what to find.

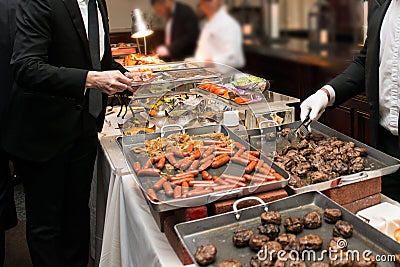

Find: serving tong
288;117;312;143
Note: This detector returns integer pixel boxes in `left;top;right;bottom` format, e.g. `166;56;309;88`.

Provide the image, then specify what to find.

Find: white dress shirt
325;0;400;136
194;6;245;69
77;0;105;61
379;0;400;136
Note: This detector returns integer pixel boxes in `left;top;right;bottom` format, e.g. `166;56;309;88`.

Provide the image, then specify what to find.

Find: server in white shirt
300;0;400;201
194;0;245;69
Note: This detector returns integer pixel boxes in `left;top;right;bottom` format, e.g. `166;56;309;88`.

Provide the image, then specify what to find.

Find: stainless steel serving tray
120;125;289;212
237;121;400;194
175;191;400;267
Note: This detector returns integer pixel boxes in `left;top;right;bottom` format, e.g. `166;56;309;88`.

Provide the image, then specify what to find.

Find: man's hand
156;45;169;57
300;89;330;122
85;70;132;95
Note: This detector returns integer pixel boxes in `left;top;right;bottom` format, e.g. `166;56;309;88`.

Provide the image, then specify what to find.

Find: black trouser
14;135;98;267
377;126;400;202
0;149;17;267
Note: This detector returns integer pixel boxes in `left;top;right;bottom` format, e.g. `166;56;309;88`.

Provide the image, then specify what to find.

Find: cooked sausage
181;181;189;198
170;177;195;186
152;155;164;163
201;171;212;180
211;155;230;168
231;156;250;166
220;175;246;183
137;168;161;177
156;156;166;170
180;158;194;170
186;188;213;197
203;140;224;145
215;147;233;152
146;189;158;202
153;177;167;191
133;161;141;173
255;159;265;172
173;170;199;177
189;180;216;187
188;160;200;171
245;160;258;174
241;152;258;162
173;186;182;199
200;154;215;164
202;146;216;158
212;185;235;192
199;159;213;171
273;172;284;180
234;148;245;157
257;167;270;175
170;174;195;182
172;149;187;158
143;158;154;169
216;142;227;148
248;151;260;157
163;181;174;197
234;141;246;151
186;144;194;153
189;149;201;160
165;153;177;165
214;178;230;185
213;151;234;157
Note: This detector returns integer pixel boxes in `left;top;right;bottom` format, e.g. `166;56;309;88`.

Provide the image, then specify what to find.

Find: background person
2;0;133;265
151;0;199;61
300;0;400;202
0;0;18;265
194;0;245;69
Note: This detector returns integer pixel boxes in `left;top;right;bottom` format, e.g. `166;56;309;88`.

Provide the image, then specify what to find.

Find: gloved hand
300;89;329;122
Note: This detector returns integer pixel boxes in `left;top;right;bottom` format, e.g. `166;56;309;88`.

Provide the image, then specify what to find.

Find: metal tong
288;117;312;142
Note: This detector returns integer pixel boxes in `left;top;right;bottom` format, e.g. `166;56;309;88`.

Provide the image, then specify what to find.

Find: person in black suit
300;0;400;202
0;0;18;265
151;0;199;61
2;0;133;265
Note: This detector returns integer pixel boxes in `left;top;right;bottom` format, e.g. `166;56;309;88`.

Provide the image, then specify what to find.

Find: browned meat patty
333;220;353;238
275;233;297;247
310;262;329;267
217;259;243;267
284;217;304;233
195;244;217;266
324;209;342;224
299;234;323;251
352;255;377;267
261;211;282;225
249;254;274;267
232;228;254;247
328;237;347;251
258;224;280;240
249;234;269;252
329;252;352;267
303;211;322;229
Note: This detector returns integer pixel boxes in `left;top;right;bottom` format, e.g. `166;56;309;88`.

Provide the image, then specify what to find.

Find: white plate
357;202;400;242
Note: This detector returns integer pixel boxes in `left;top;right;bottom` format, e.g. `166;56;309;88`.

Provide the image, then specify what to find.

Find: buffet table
95;111;193;267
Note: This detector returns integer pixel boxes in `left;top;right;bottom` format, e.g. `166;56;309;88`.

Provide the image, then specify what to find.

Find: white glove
156;45;169;57
300;89;329;122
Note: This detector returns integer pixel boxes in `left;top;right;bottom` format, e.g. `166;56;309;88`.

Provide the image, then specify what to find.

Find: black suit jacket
2;0;126;162
168;2;199;61
328;0;391;146
0;0;17;129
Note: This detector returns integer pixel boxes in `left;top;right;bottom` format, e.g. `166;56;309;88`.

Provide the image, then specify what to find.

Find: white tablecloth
96;110;193;267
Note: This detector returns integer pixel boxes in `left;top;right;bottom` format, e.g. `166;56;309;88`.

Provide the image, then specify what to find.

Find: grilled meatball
258;224;280;240
284;217;304;233
324;209;342;224
217;259;243;267
275;233;297;247
249;234;270;252
328;237;347;252
233;228;254;247
310;262;329;267
249;254;275;267
333;220;353;238
284;239;301;252
261;211;282;225
195;244;217;266
329;252;352;267
303;211;322;229
299;234;323;251
264;241;282;260
353;255;377;267
274;257;307;267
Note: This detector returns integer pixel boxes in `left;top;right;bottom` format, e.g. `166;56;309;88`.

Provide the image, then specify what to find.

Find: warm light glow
131;8;153;39
131;30;153;39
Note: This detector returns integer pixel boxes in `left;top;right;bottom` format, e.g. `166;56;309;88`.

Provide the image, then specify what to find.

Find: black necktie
88;0;102;118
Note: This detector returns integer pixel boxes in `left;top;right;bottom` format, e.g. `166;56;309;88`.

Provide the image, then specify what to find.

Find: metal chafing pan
236;121;400;194
175;191;400;267
120;125;289;212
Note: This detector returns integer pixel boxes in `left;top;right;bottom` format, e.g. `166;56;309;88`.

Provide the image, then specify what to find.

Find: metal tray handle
160;124;184;137
233;196;268;220
330;172;369;187
258;120;279;129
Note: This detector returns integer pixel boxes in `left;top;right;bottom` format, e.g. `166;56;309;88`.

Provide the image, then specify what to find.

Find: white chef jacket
194;6;245;69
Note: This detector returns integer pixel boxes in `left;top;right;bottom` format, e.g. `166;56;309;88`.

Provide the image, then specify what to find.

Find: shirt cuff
322;85;336;106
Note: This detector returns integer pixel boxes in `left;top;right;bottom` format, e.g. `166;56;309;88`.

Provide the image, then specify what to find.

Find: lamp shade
131;9;153;38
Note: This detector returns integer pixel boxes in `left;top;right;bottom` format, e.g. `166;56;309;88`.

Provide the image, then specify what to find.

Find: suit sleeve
169;7;199;59
11;0;88;99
